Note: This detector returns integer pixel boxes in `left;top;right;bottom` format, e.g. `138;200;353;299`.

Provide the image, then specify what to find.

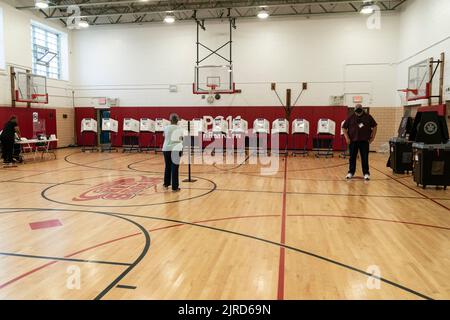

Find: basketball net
206;84;217;104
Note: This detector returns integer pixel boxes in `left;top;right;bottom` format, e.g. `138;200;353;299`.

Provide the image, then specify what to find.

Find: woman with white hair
162;113;183;192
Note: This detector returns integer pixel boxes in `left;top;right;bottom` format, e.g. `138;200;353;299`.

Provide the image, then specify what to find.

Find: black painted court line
116;285;137;290
371;166;450;212
40;173;217;208
0;207;435;300
186;186;426;200
0;252;131;266
0;208;151;301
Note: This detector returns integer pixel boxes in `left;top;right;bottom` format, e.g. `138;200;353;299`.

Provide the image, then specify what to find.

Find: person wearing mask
342;105;378;181
1;116;21;167
162;113;183;192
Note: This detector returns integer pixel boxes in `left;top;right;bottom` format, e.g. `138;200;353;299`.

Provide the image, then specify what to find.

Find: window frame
31;22;62;80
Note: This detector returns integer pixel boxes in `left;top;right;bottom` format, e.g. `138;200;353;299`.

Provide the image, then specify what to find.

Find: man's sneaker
346;173;354;180
364;174;371;181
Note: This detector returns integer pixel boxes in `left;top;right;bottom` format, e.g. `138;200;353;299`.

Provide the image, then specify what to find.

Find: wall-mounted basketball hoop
401;52;445;105
10;66;49;107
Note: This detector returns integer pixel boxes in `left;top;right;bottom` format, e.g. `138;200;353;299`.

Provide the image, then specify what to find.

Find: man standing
342;104;378;181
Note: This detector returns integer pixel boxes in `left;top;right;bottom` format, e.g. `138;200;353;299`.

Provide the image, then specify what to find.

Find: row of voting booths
80;117;345;156
388;110;450;189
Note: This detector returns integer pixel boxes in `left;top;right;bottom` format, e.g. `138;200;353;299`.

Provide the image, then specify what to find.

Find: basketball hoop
397;89;418;106
207;84;218;94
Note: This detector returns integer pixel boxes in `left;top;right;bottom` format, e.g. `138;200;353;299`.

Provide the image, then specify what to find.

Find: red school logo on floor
72;176;162;201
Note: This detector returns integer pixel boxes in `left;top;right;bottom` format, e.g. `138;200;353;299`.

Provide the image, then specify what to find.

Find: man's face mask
355;108;364;116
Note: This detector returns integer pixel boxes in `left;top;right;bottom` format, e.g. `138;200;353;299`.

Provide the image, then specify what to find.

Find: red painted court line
2;208;449;292
0;261;57;290
277;156;288;300
29;219;62;230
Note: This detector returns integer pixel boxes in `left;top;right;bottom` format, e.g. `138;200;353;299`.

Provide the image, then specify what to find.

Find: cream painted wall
70;13;400;107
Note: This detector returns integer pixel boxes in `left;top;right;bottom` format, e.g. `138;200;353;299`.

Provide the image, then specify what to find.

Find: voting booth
271;119;289;155
178;119;189;136
155;118;170;132
232;118;248;153
101;119;118;152
292;119;310;135
314;119;336;158
213;117;228;134
154;118;170;151
231;118;248;134
139;118;156;152
317;119;336;136
140;118;155;133
123;118;140;133
81;118;97;133
102;119;118;133
253;119;270;134
272;119;289;134
123;118;140;152
292;119;310;156
80;118;98;152
191;118;207;136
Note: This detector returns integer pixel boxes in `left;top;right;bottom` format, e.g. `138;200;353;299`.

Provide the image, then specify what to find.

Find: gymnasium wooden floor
0;148;449;300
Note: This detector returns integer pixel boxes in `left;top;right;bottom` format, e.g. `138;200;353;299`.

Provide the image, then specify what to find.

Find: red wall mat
0;107;58;148
75;106;348;150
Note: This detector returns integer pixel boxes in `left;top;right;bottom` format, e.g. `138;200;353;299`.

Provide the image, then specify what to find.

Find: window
31;23;62;79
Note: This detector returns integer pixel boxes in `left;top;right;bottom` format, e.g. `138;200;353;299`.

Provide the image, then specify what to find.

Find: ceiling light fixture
257;8;270;19
35;1;49;9
164;13;175;24
78;20;89;28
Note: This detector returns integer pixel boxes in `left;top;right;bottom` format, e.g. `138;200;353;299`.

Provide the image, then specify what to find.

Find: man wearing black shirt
1;116;21;167
342;105;378;181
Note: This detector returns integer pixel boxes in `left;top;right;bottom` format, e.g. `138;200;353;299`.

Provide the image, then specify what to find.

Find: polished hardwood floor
0;148;449;300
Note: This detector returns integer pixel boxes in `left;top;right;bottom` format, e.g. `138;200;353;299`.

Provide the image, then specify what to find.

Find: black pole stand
183;121;197;183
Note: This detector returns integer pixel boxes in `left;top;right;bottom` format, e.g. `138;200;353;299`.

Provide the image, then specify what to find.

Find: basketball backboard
193;65;239;95
15;72;48;104
407;59;431;101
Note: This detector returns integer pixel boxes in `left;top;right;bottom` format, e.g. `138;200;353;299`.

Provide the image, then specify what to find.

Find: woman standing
1;116;21;167
162;113;183;192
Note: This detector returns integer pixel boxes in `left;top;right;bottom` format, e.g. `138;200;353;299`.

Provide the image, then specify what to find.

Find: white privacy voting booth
102;119;119;133
139;119;156;152
155;118;170;132
191;118;207;136
272;119;289;134
317;119;336;136
81;118;97;133
100;119;118;152
140;118;155;133
292;119;310;134
213;117;228;134
253;119;270;134
292;119;310;156
80;118;98;152
123;118;140;133
315;119;336;158
123;118;140;152
231;117;248;134
178;119;189;136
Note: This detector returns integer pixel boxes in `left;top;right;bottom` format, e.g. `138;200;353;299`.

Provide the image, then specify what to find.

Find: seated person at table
1;116;21;167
